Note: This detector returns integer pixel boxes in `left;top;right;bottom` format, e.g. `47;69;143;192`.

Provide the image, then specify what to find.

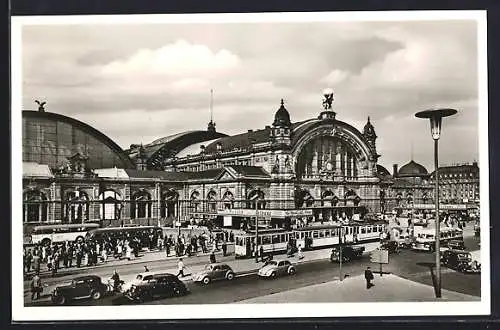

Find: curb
26;250;231;280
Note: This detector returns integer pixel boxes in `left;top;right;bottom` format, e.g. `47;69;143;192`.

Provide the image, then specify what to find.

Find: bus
31;223;100;246
234;221;387;258
85;226;164;250
411;226;463;252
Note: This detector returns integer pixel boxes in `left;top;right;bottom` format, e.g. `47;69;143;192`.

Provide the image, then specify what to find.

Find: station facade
21;93;479;236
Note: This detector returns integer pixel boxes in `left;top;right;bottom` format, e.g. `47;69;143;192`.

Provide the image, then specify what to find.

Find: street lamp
415;108;457;298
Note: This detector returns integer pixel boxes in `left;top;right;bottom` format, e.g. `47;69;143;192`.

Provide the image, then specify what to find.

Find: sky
19;15;481;171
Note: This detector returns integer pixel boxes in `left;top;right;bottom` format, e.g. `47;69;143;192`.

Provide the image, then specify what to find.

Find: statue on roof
35;100;46;112
322;89;334;110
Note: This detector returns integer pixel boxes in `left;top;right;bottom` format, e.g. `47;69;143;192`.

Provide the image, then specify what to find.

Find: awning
23;162;53;178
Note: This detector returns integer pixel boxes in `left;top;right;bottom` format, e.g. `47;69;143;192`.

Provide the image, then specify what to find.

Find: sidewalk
237;273;480;303
26;240;235;280
24;248;332;302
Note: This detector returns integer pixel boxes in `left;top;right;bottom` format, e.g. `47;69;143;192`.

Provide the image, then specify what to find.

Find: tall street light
415;108;457;298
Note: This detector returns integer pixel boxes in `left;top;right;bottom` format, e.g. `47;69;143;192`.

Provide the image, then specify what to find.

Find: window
272;235;280;243
278;261;285;267
319;230;325;238
313;231;319;238
325;230;331;238
361;228;366;234
262;236;271;245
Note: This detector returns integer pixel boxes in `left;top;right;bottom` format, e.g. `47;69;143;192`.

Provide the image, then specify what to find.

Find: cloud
101;39;240;77
321;69;349;85
19;19;480;170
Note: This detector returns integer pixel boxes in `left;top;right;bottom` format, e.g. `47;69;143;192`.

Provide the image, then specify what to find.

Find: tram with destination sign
234;221;387;258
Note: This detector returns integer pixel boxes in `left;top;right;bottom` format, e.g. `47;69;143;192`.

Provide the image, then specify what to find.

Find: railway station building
22;92;477;236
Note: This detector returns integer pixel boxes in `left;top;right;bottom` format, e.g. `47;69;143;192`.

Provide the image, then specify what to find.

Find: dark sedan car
126;273;189;302
380;240;399;254
447;239;466;250
441;249;476;273
51;275;108;305
330;245;365;263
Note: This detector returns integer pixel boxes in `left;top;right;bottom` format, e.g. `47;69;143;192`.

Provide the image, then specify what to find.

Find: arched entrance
99;190;122;221
222;190;234;209
23;189;48;223
131;190;152;219
64;190;89;224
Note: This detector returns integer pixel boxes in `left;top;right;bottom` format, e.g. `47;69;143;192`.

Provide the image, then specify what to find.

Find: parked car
447;239;466;250
474;222;480;237
441;249;479;273
51;275;108;305
126;273;189;302
258;259;296;278
194;263;235;285
380;240;399;254
330;245;365;263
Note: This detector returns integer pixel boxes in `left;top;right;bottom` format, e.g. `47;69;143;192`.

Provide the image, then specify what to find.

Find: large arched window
23;189;48;223
296;136;359;179
296;189;315;208
222;190;234;210
99;190;122;220
64;190;89;224
161;189;179;218
131;190;152;219
247;189;266;209
207;190;217;212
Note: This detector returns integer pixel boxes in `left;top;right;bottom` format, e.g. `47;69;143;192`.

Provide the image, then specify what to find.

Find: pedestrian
30;272;42;300
76;248;82;268
32;252;41;274
125;242;132;261
25;250;33;273
166;241;171;257
209;251;216;264
364;266;374;289
222;241;227;257
144;265;149;272
298;244;304;260
259;246;264;262
177;258;186;277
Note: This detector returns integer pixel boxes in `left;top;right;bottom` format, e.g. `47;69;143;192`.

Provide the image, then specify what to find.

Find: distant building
429;162;480;205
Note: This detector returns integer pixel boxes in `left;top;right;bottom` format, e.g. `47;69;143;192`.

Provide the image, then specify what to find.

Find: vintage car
51;275;108;305
258;259;296;278
380;240;399;254
126;273;189;302
447;239;466;251
121;271;159;293
441;249;480;273
193;263;235;285
330;245;365;263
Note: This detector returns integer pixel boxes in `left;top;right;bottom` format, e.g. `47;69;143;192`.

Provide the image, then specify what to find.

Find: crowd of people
23;228;236;279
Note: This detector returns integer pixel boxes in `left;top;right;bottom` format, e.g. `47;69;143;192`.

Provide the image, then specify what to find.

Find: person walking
298;244;304;260
30;272;42;300
209;251;216;264
259;246;264;262
222;241;227;257
364;266;374;289
166;240;171;257
32;252;41;274
25;250;33;273
177;258;186;278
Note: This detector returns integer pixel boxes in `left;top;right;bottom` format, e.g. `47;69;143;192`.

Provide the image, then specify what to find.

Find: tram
234;221;387;258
